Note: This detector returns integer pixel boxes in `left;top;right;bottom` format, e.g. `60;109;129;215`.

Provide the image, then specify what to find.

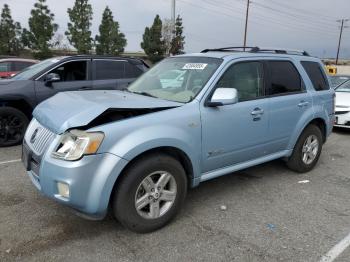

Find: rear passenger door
266;60;312;153
92;59;139;90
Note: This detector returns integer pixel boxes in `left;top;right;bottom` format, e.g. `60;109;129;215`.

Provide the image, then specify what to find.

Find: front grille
24;119;55;155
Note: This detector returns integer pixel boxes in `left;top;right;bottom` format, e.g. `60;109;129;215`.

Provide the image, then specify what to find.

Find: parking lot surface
0;130;349;262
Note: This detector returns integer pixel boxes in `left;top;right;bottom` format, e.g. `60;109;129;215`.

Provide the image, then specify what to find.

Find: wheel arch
308;118;327;143
0;99;33;119
109;146;195;207
289;117;327;152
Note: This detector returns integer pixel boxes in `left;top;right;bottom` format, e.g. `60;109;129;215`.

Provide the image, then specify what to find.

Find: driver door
34;60;92;102
200;61;270;173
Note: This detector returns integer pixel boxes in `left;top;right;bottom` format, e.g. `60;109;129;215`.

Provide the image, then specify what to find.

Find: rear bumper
25;149;128;219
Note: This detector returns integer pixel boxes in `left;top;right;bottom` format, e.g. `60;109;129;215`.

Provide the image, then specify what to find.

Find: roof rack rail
200;46;310;56
200;46;258;53
252;47;310;56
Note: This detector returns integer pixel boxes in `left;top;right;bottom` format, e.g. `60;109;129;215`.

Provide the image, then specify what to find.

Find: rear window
0;62;10;72
301;61;329;91
268;61;302;95
13;61;35;71
95;60;126;80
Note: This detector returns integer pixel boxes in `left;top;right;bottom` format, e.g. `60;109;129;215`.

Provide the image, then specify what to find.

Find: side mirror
206;88;238;107
45;73;60;86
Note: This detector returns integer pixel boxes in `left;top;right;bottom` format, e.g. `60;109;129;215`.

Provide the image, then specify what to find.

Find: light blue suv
22;47;335;233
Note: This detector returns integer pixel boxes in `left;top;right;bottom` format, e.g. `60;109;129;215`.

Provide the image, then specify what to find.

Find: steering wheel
192;86;202;95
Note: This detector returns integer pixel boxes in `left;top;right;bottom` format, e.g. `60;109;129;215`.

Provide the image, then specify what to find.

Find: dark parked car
0;55;148;147
0;58;38;78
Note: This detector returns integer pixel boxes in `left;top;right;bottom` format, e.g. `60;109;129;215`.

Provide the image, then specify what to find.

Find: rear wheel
113;153;187;233
287;124;323;173
0;107;29;147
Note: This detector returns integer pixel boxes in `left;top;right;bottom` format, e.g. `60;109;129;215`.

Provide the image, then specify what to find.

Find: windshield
127;57;222;103
11;57;65;80
335;80;350;92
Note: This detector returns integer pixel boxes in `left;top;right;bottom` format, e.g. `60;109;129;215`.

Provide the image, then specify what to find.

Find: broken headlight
52;130;104;161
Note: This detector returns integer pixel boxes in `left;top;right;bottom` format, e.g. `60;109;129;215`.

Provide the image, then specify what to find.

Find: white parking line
0;159;21;165
320;232;350;262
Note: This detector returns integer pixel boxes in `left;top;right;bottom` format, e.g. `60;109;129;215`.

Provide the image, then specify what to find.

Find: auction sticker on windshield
183;63;208;70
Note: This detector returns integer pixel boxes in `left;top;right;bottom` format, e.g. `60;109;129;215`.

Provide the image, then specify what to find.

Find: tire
0;107;29;147
113;153;187;233
287;124;323;173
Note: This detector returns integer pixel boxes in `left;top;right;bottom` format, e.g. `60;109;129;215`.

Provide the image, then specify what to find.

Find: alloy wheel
135;171;177;219
0;114;25;145
302;134;319;165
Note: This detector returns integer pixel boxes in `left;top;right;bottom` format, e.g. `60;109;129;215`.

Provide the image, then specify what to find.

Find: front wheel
287;124;323;173
0;107;29;147
113;153;187;233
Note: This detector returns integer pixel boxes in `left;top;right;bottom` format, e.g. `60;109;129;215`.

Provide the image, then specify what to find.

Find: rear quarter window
301;61;330;91
125;62;143;78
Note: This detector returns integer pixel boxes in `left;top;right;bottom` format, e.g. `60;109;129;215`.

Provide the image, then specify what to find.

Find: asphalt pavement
0;129;350;262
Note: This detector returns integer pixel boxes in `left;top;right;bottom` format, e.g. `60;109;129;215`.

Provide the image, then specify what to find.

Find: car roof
177;51;321;62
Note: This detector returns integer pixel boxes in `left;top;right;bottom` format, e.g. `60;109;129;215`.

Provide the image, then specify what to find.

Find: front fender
106;125;201;179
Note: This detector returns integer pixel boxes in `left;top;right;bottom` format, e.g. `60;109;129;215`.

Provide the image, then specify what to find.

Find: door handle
251;108;264;116
298;101;309;107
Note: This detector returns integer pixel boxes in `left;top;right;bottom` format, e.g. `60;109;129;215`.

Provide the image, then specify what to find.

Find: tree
170;15;185;55
51;33;70;51
141;15;166;63
0;4;23;55
95;6;127;55
66;0;93;54
25;0;58;59
162;19;173;56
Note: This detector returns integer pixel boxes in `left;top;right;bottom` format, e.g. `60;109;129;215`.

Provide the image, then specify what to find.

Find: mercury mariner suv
22;47;335;233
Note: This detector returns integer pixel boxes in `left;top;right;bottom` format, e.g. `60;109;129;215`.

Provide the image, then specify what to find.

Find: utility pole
336;19;349;65
171;0;176;37
243;0;250;51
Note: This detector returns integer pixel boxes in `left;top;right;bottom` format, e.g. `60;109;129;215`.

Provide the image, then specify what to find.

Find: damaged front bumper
23;139;129;219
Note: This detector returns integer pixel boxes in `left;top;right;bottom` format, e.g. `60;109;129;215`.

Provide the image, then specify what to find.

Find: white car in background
335;79;350;128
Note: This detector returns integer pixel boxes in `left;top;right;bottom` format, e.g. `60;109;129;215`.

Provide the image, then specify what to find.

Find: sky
1;0;349;58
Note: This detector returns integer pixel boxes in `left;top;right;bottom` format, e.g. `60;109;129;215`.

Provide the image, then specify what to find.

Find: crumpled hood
33;90;183;134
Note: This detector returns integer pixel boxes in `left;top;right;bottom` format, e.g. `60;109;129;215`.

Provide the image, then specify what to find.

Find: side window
216;61;264;101
125;62;143;78
301;61;329;91
268;61;302;95
0;62;10;72
49;61;87;81
95;60;125;80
